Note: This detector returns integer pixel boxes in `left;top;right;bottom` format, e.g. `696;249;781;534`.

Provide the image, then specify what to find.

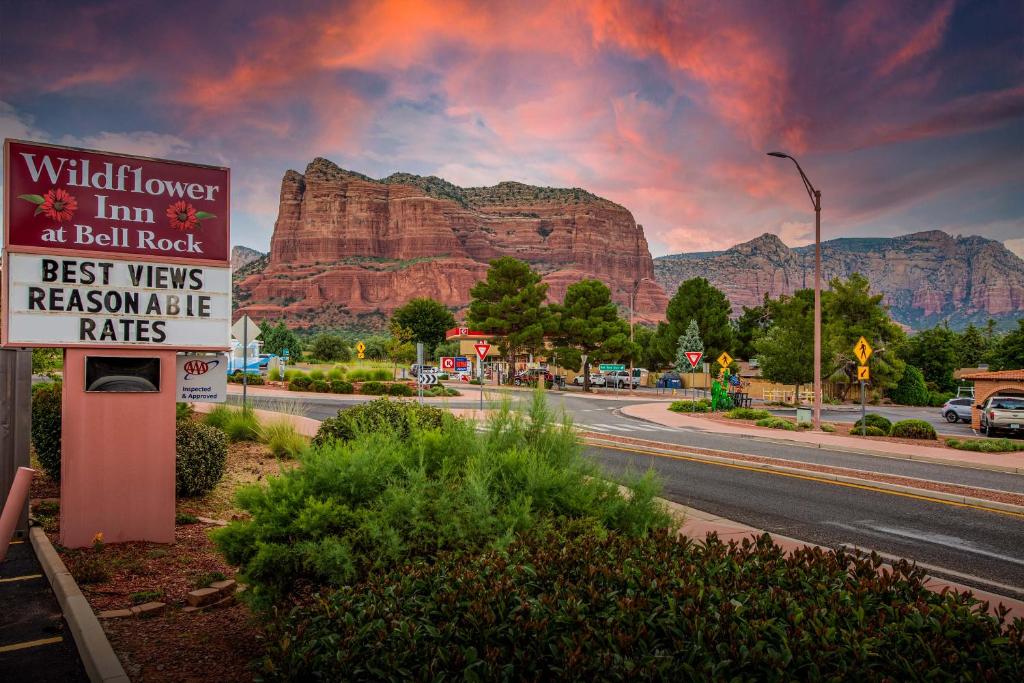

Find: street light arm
767;152;818;210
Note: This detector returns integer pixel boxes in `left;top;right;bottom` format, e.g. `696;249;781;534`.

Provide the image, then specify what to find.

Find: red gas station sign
4;139;229;262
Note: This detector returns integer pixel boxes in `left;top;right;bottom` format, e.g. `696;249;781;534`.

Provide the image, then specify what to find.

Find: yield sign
684;351;703;368
474;342;491;360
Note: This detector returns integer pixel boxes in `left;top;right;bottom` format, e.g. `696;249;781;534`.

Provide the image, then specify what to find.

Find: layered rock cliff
235;158;668;327
654;231;1024;330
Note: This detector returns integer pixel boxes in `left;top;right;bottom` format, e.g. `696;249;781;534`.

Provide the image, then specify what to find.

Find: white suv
605;370;638;389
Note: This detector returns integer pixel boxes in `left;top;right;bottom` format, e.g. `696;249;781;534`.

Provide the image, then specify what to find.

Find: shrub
176;420;228;496
889;365;929;406
890;419;937;440
228;372;264;385
192;571;228;589
310;380;329;393
347;369;371;381
425;386;459;397
176;512;199;525
223;407;261;442
289;376;312;391
260;420;307;459
31;383;63;481
312;398;448;448
929;391;954;407
216;394;672;609
946;438;1024;453
203;404;234;430
329;379;354;394
668;399;711;413
726;407;771;420
820;423;836;432
755;417;796;430
130;590;163;605
308;369;325;382
309;333;350;362
360;381;387;395
371;369;391;381
176;402;194;422
436;373;450;380
857;425;888;437
853;413;892;433
283;369;307;382
387;383;415;397
326;367;346;381
263;526;1024;681
796;422;812;430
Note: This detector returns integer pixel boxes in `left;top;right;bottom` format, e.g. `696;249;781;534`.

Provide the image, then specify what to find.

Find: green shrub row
213;394;672;610
853;413;892;432
424;386;460;397
946;438;1024;453
889;419;937;440
228;372;264;385
755;416;796;431
262;525;1024;680
726;407;771;420
668;399;711;413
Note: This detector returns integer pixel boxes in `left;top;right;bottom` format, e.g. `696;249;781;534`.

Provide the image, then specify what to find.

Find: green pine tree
675;320;704;373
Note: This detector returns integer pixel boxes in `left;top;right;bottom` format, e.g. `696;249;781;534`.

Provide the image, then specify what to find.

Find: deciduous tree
391;298;456;355
309;333;350;362
755;290;814;403
903;324;959;392
553;279;636;390
258;320;302;357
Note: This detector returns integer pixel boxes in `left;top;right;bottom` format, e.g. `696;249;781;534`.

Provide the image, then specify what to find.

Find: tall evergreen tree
655;278;734;367
675;320;704;373
467;257;553;379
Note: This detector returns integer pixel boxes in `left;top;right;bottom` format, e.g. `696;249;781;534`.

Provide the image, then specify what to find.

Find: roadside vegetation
946;438;1024;453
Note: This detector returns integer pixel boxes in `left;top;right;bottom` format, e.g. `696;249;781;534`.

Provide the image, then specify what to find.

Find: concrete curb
619;406;1024;475
582;434;1024;516
29;526;129;683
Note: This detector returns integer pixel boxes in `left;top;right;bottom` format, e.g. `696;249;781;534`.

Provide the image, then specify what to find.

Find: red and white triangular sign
474;342;491;361
684;351;703;368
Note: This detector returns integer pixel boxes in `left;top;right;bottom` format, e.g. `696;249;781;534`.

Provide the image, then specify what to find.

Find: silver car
980;395;1024;437
942;397;973;423
572;373;606;387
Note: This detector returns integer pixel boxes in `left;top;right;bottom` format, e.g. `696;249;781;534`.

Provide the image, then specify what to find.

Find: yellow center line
0;636;64;654
585;440;1024;520
0;573;43;583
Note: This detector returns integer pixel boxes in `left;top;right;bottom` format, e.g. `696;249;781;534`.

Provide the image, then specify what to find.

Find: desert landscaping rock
98;608;133;619
131;601;167;618
210;579;237;595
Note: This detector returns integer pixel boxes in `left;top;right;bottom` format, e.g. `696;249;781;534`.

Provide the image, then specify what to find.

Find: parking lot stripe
0;573;43;583
0;636;64;654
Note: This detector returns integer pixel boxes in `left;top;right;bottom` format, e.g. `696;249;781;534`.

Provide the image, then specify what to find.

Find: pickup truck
979;395;1024;437
604;370;639;389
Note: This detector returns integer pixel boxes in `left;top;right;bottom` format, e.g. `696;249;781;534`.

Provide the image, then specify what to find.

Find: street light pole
629;277;650;396
767;152;822;430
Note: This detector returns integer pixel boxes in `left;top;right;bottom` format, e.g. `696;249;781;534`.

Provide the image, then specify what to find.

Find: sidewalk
622;403;1024;474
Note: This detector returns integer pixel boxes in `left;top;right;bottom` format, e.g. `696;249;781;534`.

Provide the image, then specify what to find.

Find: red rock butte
234;158;668;327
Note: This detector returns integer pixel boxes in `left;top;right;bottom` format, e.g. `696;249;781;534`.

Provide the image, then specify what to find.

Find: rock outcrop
231;245;265;271
655;231;1024;329
235;158;668;326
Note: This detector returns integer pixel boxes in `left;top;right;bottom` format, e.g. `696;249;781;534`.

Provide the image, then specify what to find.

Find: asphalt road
233;390;1024;494
586;443;1024;597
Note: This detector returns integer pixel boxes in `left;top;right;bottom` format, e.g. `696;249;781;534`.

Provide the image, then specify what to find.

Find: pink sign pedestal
60;348;177;548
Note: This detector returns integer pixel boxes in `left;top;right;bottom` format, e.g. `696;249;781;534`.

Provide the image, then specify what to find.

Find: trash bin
796;407;812;424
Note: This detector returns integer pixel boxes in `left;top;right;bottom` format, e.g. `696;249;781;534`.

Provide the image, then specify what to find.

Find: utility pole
767;152;822;430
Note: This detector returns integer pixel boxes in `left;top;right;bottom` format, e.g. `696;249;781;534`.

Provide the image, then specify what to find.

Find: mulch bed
27;439;284;682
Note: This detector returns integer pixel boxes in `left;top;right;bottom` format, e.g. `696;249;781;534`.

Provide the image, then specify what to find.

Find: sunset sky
1;0;1022;257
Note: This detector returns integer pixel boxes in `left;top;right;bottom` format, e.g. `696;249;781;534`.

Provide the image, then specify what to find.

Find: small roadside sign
417;374;438;386
684;351;703;368
231;316;260;342
853;337;872;364
282;348;290;357
857;365;870;381
357;352;365;359
599;364;625;372
474;342;490;360
441;357;455;370
356;341;366;353
716;351;733;368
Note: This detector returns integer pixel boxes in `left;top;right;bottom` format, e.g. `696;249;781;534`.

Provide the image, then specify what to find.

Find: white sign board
3;252;230;348
175;353;228;402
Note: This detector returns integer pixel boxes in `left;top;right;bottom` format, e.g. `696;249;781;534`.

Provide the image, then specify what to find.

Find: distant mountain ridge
654;230;1024;330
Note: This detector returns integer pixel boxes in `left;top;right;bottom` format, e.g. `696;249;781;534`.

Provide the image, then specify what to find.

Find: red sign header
4;139;229;263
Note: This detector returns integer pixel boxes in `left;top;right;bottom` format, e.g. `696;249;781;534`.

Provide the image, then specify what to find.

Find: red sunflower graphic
166;200;199;231
18;188;78;222
166;201;217;231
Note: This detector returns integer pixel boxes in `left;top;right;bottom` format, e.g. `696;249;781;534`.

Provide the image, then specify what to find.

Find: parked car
410;364;437;378
605;370;638;388
572;373;606;387
979;395;1024;436
942;397;973;423
514;368;553;387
